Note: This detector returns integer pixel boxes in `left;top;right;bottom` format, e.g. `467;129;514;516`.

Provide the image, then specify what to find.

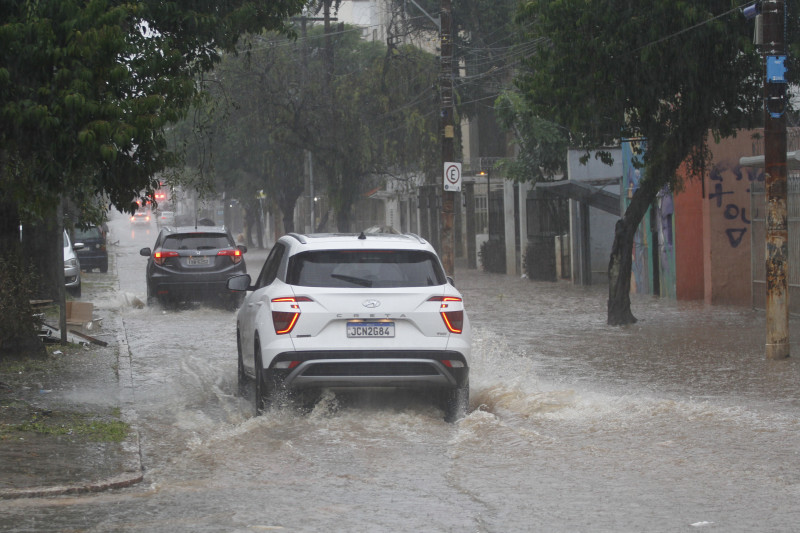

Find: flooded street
3;212;800;532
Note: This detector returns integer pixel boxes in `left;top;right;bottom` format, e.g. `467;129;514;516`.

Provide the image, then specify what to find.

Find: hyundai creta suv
227;232;471;422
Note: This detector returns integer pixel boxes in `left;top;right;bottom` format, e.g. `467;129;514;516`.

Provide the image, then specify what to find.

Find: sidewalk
0;254;143;499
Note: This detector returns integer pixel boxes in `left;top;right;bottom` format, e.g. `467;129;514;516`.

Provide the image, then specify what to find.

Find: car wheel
146;281;155;305
237;331;247;398
253;344;274;415
100;262;108;273
443;382;469;423
68;284;81;298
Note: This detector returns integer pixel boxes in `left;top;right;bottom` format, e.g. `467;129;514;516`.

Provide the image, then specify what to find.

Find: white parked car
63;230;81;297
227;232;472;422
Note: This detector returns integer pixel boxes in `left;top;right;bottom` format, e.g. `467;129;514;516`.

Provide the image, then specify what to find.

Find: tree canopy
513;0;799;324
0;0;304;229
176;22;440;234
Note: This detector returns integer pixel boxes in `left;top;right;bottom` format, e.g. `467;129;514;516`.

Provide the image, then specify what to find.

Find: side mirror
139;247;151;257
227;274;253;292
72;242;84;251
237;244;248;254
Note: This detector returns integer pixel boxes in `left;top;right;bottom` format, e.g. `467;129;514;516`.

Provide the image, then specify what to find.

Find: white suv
227;232;471;422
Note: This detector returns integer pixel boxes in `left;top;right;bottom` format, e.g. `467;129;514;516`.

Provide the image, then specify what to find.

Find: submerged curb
0;432;143;500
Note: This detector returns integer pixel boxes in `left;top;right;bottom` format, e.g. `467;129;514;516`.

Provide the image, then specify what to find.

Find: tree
0;0;304;356
514;0;799;325
175;22;441;234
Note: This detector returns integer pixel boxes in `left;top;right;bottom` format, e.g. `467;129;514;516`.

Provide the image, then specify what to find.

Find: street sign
443;162;462;192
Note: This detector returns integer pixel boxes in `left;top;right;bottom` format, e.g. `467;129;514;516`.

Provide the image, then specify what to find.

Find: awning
739;150;800;169
535;179;621;216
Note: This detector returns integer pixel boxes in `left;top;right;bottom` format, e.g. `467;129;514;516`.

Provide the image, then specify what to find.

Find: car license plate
187;256;210;266
347;322;395;338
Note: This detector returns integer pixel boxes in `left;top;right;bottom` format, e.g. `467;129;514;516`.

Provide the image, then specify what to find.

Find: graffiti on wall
656;185;676;299
621;140;677;297
708;161;764;248
621;140;650;295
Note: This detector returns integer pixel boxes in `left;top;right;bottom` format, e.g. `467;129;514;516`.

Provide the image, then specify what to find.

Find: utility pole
440;0;455;276
762;0;790;359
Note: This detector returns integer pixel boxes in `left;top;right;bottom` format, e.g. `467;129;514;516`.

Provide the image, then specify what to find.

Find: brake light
217;248;243;264
271;297;312;334
428;296;464;334
153;250;179;265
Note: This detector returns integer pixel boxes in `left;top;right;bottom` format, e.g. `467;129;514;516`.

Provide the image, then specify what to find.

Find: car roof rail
287;233;307;244
404;232;427;244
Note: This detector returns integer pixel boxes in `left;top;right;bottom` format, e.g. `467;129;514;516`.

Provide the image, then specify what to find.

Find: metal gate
750;174;800;314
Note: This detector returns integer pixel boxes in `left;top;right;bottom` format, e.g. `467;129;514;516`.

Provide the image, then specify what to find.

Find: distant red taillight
271;297;312;334
428;296;464;334
153;250;179;265
217;248;243;264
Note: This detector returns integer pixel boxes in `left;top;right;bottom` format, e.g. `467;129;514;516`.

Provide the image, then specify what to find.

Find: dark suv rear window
162;233;232;250
287;250;445;288
74;227;102;240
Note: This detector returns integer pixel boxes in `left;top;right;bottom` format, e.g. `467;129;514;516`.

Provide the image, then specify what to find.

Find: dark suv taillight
217;248;243;264
153;250;179;265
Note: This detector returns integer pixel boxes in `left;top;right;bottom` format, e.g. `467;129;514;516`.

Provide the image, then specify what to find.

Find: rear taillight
271;297;312;335
153;250;179;265
217;248;243;264
428;296;464;334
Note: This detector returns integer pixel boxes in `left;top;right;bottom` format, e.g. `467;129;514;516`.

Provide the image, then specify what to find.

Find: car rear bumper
266;350;469;390
149;271;245;300
77;253;108;269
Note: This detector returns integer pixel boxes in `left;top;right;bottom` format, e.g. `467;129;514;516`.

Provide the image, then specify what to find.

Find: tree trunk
0;199;48;358
607;180;659;326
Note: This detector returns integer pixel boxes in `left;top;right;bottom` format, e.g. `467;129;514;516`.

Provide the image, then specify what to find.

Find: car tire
100;262;108;273
68;284;81;298
237;331;247;398
146;281;155;306
253;344;273;415
443;382;469;423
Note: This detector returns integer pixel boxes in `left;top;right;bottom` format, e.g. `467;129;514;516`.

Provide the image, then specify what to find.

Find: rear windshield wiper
330;273;373;287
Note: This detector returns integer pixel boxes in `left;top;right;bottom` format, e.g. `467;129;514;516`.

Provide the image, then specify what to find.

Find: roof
164;226;230;235
280;232;434;252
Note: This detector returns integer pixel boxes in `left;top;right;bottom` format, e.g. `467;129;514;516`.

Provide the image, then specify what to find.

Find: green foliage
0;252;39;356
495;91;568;182
177;24;440;231
0;0;305;224
478;239;506;273
514;0;779;187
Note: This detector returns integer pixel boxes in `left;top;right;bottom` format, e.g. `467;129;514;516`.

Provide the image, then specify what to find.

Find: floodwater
2;211;799;532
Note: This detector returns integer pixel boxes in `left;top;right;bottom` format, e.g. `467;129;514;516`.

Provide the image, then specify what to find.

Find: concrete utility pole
440;0;455;276
762;0;790;360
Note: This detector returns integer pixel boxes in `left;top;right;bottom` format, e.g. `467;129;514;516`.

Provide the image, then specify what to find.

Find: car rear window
162;233;232;250
74;227;102;240
288;250;446;288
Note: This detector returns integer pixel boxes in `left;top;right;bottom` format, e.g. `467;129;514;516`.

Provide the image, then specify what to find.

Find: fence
750;174;800;314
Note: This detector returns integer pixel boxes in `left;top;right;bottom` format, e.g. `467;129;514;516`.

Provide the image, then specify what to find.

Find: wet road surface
2;211;799;532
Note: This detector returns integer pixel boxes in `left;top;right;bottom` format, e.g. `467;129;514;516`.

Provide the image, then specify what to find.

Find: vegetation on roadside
0;401;129;443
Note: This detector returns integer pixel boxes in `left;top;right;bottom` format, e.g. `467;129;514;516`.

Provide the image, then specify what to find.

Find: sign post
443;162;462;192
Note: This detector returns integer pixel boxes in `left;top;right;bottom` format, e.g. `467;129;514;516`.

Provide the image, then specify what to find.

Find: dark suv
73;225;108;273
140;226;247;307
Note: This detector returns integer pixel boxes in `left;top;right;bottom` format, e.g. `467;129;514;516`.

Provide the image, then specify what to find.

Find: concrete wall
702;131;763;306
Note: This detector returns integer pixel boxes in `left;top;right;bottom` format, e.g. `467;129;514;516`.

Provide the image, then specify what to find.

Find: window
162;233;232;250
287;250;445;288
256;243;286;289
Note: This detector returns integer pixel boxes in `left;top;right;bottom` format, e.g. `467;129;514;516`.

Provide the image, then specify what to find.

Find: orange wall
674;165;704;300
702;131;762;306
673;131;762;305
